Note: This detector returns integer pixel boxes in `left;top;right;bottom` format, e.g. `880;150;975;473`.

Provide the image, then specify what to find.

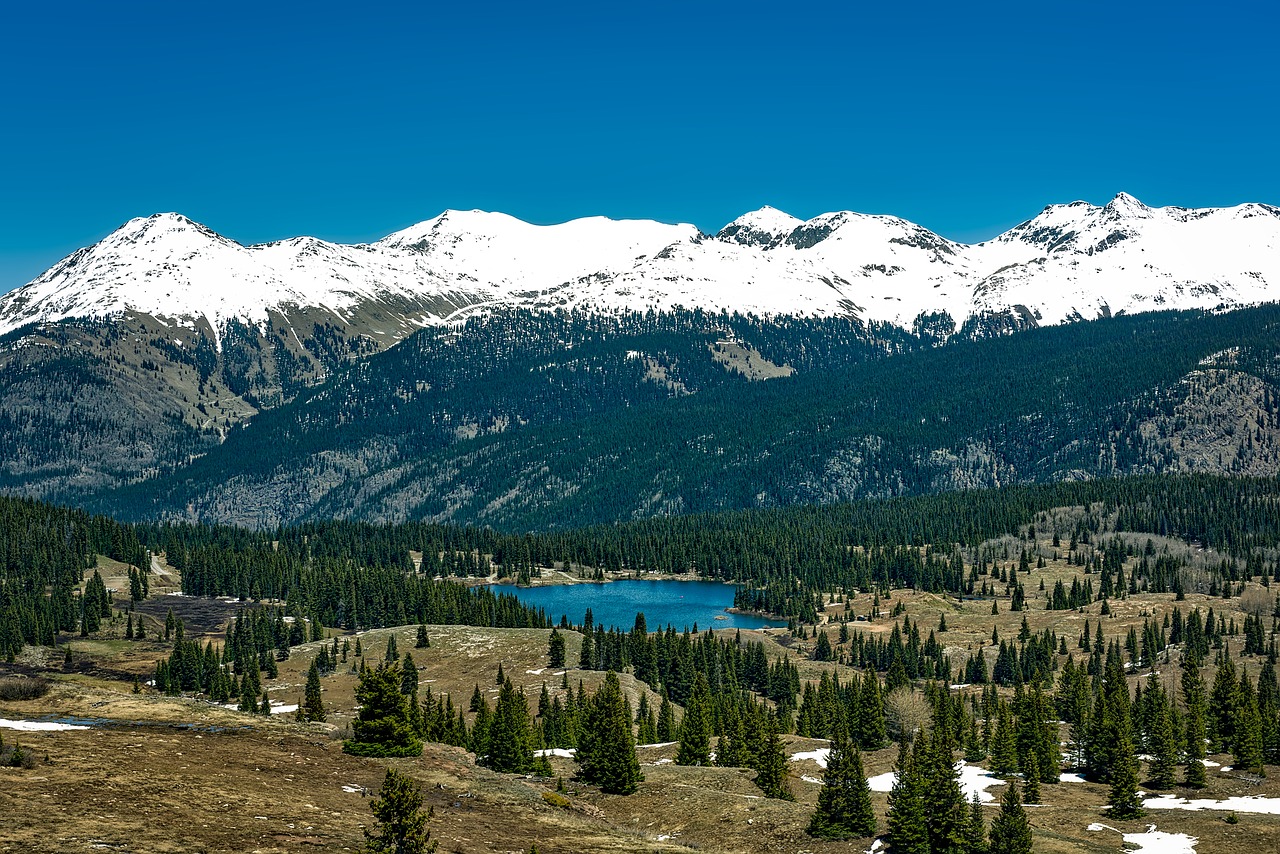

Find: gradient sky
2;0;1277;293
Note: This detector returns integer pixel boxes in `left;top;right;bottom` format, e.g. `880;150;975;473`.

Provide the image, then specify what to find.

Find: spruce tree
1235;675;1265;776
301;659;326;723
923;724;971;851
963;792;988;854
807;726;875;839
1106;729;1145;819
363;768;436;854
547;629;566;668
1146;677;1177;789
676;673;713;766
885;739;929;854
656;690;676;742
484;678;534;773
346;661;422;757
987;781;1032;854
401;652;418;695
1182;651;1208;788
415;625;430;648
752;712;793;801
574;671;643;794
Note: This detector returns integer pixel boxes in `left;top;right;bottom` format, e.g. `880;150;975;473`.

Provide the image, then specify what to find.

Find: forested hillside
8;472;1279;655
102;304;1280;529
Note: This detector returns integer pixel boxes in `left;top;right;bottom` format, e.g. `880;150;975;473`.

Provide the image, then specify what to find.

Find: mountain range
4;193;1278;339
1;193;1279;523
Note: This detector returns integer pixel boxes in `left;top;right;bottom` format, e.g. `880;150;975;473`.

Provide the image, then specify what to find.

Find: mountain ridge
5;193;1278;342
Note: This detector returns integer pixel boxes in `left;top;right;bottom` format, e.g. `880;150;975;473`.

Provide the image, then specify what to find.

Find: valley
5;481;1280;852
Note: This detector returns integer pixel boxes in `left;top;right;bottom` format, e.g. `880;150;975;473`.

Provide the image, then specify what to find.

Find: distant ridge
3;194;1278;341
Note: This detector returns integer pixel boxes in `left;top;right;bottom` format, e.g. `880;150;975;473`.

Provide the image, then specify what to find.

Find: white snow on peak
718;206;803;248
2;194;1279;340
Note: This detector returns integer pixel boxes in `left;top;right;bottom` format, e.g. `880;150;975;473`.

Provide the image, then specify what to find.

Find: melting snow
535;748;575;758
0;718;89;732
867;762;1007;803
1088;822;1197;853
638;741;678;749
790;747;831;768
1144;794;1280;815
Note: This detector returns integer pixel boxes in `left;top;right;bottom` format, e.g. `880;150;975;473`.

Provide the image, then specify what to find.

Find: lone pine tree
363;768;436;854
299;659;325;723
346;661;421;757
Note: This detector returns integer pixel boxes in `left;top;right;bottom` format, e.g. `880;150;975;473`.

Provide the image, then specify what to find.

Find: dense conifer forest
95;303;1280;529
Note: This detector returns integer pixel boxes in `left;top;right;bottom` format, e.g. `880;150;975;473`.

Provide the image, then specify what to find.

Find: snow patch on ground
535;748;576;758
1059;772;1087;783
0;718;89;732
525;668;545;675
865;839;884;854
638;741;678;749
1144;794;1280;814
867;762;1007;803
1087;822;1197;853
790;747;831;768
802;775;823;784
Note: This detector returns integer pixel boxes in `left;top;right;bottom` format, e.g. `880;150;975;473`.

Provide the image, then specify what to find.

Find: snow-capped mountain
2;193;1278;341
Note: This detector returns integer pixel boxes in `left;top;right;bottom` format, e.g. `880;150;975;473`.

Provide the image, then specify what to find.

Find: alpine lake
500;578;786;632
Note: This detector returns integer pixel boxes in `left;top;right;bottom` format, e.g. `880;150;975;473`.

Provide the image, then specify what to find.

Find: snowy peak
2;194;1279;341
717;206;803;249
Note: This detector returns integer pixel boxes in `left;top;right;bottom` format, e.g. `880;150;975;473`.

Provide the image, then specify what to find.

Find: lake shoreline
488;577;787;633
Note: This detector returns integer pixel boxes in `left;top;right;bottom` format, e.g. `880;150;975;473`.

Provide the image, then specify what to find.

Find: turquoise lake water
500;579;785;632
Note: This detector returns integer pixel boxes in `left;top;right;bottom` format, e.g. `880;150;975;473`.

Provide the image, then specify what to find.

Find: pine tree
676;673;713;766
484;678;534;773
574;671;643;794
301;659;326;723
363;768;437;854
922;724;970;851
963;792;988;854
401;652;418;695
885;740;929;854
415;625;430;648
1182;651;1208;788
1146;675;1177;789
346;661;421;757
547;629;566;668
987;781;1032;854
656;691;676;743
1235;675;1265;776
1106;729;1145;819
807;726;876;839
752;712;793;801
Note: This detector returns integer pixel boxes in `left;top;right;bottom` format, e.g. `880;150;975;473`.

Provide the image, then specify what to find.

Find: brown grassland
3;530;1280;853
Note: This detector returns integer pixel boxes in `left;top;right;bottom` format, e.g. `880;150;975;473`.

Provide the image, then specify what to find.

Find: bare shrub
884;687;931;742
0;677;50;701
1239;587;1275;617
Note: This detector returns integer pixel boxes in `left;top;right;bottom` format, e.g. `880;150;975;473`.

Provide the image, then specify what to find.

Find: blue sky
2;0;1276;292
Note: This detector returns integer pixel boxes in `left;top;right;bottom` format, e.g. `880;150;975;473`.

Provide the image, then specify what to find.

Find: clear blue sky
2;0;1276;292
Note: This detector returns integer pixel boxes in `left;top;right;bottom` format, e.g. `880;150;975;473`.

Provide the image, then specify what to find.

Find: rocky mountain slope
98;305;1280;530
2;194;1278;506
